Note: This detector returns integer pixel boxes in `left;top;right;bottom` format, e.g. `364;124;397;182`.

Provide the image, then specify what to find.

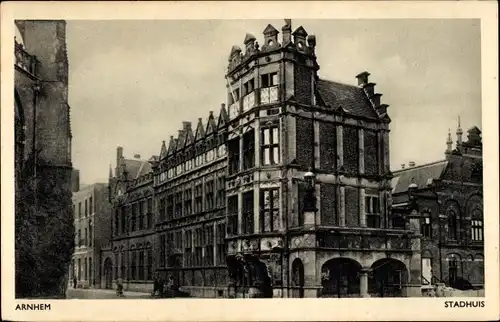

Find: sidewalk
67;287;152;299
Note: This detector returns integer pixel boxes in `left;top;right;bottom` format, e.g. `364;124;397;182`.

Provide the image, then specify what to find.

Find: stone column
238;192;243;235
239;133;244;173
404;211;423;297
254;121;260;168
253;186;260;233
339;186;346;226
360;268;370;298
336;125;343;167
359;188;366;227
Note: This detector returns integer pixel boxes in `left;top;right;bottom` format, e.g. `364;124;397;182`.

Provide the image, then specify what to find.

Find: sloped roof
123;158;152;180
316;79;379;119
391;160;449;195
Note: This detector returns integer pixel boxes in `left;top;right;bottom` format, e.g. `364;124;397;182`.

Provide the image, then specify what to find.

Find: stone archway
321;258;362;298
291;258;304;298
103;257;113;289
369;258;409;297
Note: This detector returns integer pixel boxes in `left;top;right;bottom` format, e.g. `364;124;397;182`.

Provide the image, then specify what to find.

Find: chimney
282;19;292;44
401;164;406;169
182;121;192;130
363;83;376;97
370;93;382;107
307;35;316;53
221;103;226;110
134;154;141;159
356;71;370;86
116;146;123;169
409;161;416;167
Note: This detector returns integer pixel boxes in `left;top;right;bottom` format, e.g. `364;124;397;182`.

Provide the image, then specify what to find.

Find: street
66;288;153;299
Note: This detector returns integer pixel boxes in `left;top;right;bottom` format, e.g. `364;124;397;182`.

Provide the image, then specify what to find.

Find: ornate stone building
392;123;484;292
153;115;229;297
152;20;421;298
104;148;156;292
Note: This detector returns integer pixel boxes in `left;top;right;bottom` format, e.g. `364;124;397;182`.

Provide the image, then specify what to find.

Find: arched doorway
103;258;113;289
321;258;361;298
369;258;408;297
291;258;304;298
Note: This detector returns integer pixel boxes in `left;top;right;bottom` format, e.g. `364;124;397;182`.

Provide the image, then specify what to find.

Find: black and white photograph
2;1;498;321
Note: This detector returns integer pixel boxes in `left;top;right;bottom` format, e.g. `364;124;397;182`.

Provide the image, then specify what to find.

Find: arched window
421;212;432;238
470;208;483;242
447;209;458;240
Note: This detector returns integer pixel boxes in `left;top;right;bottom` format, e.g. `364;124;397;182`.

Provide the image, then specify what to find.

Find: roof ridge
392;159;448;174
318;77;357;88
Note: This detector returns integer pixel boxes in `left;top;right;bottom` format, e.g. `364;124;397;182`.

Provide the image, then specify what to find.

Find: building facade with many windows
104;148;156;292
152;20;422;298
392;124;484;292
71;183;111;289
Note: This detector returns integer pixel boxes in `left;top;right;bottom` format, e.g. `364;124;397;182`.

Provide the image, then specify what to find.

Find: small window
422;216;432;238
471;219;483;241
261;73;278;88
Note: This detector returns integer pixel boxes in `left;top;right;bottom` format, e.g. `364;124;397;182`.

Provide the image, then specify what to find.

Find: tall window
471;219;483;241
243;130;255;170
114;209;120;235
242;191;254;235
175;191;183;218
159;234;166;268
448;256;460;286
447;209;458;240
88;257;92;283
365;195;380;228
147;249;153;280
88;220;93;246
228;138;240;175
261;188;279;232
204;225;214;266
184;188;192;216
89;196;93;214
260;73;279;104
121;206;127;234
166;194;173;221
216;176;225;208
131;203;137;231
421;215;432;238
216;222;226;265
78;258;82;280
228;195;239;236
194;184;203;214
147;198;153;229
131;251;137;280
85;199;88;217
139;200;146;230
205;180;214;211
185;230;192;267
84;228;88;247
120;252;125;279
78;229;82;247
194;227;203;266
78;202;82;219
139;250;145;280
84;257;88;280
113;255;118;279
243;79;255;96
261;127;279;165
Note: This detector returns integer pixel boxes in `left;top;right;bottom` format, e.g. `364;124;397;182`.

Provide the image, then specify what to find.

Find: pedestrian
116;277;124;297
73;277;77;289
152;273;160;297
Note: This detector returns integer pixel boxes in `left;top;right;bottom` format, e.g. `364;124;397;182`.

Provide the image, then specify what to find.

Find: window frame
261;126;280;166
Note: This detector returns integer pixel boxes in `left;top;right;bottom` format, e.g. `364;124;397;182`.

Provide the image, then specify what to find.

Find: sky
66;19;482;185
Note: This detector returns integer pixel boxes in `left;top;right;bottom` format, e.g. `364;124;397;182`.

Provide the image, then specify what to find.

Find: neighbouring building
70;183;112;288
104;149;156;292
151;19;421;298
392;123;484;292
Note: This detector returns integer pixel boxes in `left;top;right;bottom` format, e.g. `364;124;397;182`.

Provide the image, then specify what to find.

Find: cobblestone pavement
66;288;153;299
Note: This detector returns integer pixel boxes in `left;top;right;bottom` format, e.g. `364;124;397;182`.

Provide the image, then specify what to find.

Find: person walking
116;277;124;297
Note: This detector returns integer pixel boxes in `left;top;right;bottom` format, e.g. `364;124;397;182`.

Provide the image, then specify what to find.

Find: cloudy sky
66;19;481;185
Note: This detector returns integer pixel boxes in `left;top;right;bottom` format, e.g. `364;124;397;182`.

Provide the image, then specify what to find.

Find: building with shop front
392;123;484;293
104;148;156;292
70;183;112;289
152;19;422;298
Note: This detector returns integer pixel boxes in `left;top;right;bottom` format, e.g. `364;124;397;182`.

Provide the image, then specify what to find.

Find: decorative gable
167;136;175;155
159;140;167;159
217;104;229;130
194;118;205;141
206;111;217;136
184;124;194;148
